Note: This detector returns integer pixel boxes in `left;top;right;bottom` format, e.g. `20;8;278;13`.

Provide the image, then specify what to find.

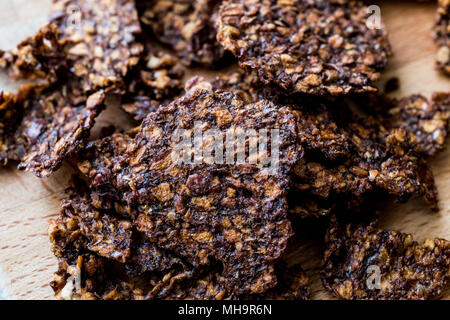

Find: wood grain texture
0;0;449;300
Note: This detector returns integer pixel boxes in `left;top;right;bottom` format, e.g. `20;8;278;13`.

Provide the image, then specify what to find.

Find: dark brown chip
140;0;226;66
0;91;22;164
122;50;185;121
257;263;310;300
0;80;105;177
383;92;450;157
50;254;141;300
0;0;142;176
51;0;143;92
49;178;227;300
50;176;308;300
322;215;450;300
49;177;194;300
433;0;450;76
148;261;310;300
198;72;440;210
0;23;66;83
49;179;133;263
77;87;301;296
216;0;391;96
292;113;439;210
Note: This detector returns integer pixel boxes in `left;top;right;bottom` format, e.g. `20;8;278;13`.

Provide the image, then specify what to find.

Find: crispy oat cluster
0;0;448;301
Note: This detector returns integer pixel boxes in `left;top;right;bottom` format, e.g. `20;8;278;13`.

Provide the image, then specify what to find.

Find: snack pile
0;0;449;300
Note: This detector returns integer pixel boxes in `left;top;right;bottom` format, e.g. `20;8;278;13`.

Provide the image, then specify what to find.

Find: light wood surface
0;0;449;300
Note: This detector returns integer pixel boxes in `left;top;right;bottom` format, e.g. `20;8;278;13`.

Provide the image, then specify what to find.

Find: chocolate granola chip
216;0;391;95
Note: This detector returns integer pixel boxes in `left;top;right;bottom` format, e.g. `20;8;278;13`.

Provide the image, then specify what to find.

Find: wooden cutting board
0;0;449;300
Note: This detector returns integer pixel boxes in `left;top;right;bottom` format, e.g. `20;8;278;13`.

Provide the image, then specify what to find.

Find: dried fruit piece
322;215;450;300
216;0;391;95
122;50;185;121
78;88;301;296
51;0;143;92
433;0;450;75
140;0;226;66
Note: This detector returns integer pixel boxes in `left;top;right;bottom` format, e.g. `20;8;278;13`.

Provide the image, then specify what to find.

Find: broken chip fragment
383;92;450;157
433;0;450;75
139;0;226;66
50;0;143;92
0;80;105;177
0;0;144;177
322;215;450;300
121;49;185;121
0;23;66;83
49;177;194;300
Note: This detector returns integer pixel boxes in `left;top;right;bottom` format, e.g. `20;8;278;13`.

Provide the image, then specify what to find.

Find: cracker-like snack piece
51;0;143;92
50;179;133;264
0;23;65;83
156;262;311;300
433;0;450;75
0;80;105;177
50;177;308;300
122;50;185;121
293;110;439;209
216;0;391;95
201;72;441;209
383;92;450;157
0;0;143;176
49;178;194;300
322;215;450;300
77;88;301;296
140;0;225;66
